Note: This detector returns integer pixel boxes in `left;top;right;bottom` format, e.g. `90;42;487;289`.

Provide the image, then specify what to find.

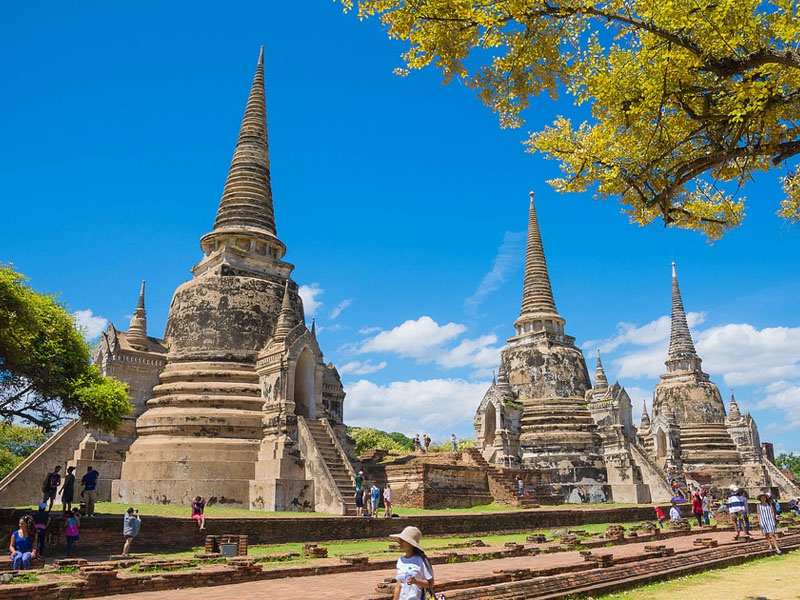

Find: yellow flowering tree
342;0;800;239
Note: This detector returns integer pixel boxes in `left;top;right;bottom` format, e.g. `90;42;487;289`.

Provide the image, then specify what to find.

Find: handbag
426;585;445;599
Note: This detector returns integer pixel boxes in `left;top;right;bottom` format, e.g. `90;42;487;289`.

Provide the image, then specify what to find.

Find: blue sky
1;2;799;452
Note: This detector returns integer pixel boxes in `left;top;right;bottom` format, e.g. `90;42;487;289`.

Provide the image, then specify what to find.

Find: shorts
355;496;364;508
66;535;79;541
732;511;747;524
371;498;379;509
192;514;203;521
43;490;56;501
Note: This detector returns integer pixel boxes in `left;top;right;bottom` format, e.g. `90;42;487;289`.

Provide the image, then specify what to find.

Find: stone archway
484;402;497;447
656;428;668;459
294;348;316;419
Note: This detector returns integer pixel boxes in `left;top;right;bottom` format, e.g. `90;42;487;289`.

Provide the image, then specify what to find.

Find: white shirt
669;506;681;520
395;554;432;600
383;487;393;502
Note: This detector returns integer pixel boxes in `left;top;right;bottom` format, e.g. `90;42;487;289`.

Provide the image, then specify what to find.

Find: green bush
347;427;414;456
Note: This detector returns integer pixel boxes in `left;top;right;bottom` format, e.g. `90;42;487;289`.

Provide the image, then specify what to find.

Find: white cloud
330;298;353;320
298;283;323;317
73;309;108;340
355;316;502;372
756;383;800;431
344;378;489;441
464;231;525;317
338;360;388;376
359;316;466;359
359;326;381;335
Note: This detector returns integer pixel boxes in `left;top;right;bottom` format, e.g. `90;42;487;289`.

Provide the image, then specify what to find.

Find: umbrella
671;496;686;503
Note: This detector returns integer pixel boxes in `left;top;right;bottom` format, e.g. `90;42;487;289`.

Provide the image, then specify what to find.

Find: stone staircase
303;419;358;515
464;448;559;507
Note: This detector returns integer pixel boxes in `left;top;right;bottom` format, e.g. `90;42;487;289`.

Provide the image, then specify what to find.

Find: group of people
353;471;393;518
411;433;459;454
41;465;100;516
652;485;786;555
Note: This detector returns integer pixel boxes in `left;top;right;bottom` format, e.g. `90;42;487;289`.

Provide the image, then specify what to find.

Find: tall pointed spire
127;281;149;351
594;349;609;393
640;399;651;428
274;280;296;340
729;390;742;420
513;192;565;337
212;46;277;237
666;262;701;372
310;317;316;337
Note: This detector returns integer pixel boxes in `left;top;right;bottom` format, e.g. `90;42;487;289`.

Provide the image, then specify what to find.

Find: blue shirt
81;471;99;491
371;487;380;501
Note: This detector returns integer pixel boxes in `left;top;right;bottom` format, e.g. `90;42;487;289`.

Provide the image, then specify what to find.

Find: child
191;496;206;531
654;505;667;528
65;508;80;557
389;526;435;600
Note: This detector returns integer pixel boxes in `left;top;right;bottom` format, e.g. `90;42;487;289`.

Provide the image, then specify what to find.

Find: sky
1;2;799;452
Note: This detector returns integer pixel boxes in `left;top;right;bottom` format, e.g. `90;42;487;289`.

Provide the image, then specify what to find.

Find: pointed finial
666;262;700;369
594;349;609;392
492;370;497;385
729;390;741;420
127;280;149;351
211;47;276;237
311;317;316;337
640;399;651;427
515;191;564;331
274;280;295;340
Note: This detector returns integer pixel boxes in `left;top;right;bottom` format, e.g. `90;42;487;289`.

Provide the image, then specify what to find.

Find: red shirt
655;507;665;518
692;496;703;513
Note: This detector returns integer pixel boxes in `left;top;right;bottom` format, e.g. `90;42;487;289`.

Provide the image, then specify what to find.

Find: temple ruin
0;48;358;513
475;193;800;502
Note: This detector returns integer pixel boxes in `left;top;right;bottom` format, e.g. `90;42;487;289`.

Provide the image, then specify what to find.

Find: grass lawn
592;551;800;600
14;502;336;518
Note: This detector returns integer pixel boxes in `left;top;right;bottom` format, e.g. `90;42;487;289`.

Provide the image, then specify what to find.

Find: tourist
728;486;748;539
64;508;80;557
355;484;365;517
451;434;457;451
61;466;76;512
756;493;781;554
389;526;436;600
354;470;364;493
81;466;99;517
41;465;62;511
414;434;421;452
9;515;36;570
383;484;393;518
669;502;682;522
33;502;51;556
370;483;381;518
691;492;704;527
517;476;525;497
701;490;711;525
121;508;141;557
741;488;752;536
654;505;667;528
191;496;206;531
423;435;431;453
774;498;781;515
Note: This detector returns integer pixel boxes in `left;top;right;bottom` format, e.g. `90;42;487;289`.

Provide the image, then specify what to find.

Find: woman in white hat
389;526;434;600
756;492;781;554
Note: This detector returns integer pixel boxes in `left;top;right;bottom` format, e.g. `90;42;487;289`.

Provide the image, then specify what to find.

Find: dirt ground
595;551;800;600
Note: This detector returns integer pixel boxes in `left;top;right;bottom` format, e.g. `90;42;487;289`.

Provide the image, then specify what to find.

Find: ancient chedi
638;264;799;497
0;49;357;513
474;193;611;502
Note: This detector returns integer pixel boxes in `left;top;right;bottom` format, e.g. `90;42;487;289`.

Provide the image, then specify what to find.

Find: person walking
691;492;704;527
413;435;421;453
81;467;99;517
41;465;62;511
728;486;748;539
389;526;436;600
422;435;431;453
64;508;80;557
701;491;711;525
9;515;36;570
450;434;457;451
383;484;393;518
756;493;781;554
60;466;76;513
517;476;525;497
191;496;206;531
354;485;365;517
32;502;51;556
121;508;141;557
370;483;380;519
654;505;667;528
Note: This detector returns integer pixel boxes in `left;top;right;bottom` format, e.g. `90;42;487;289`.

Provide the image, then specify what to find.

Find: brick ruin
0;48;358;514
474;193;800;502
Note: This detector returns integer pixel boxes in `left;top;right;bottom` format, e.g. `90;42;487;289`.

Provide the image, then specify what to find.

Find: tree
775;452;800;482
0;423;46;479
0;264;131;432
343;0;800;239
347;427;415;455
